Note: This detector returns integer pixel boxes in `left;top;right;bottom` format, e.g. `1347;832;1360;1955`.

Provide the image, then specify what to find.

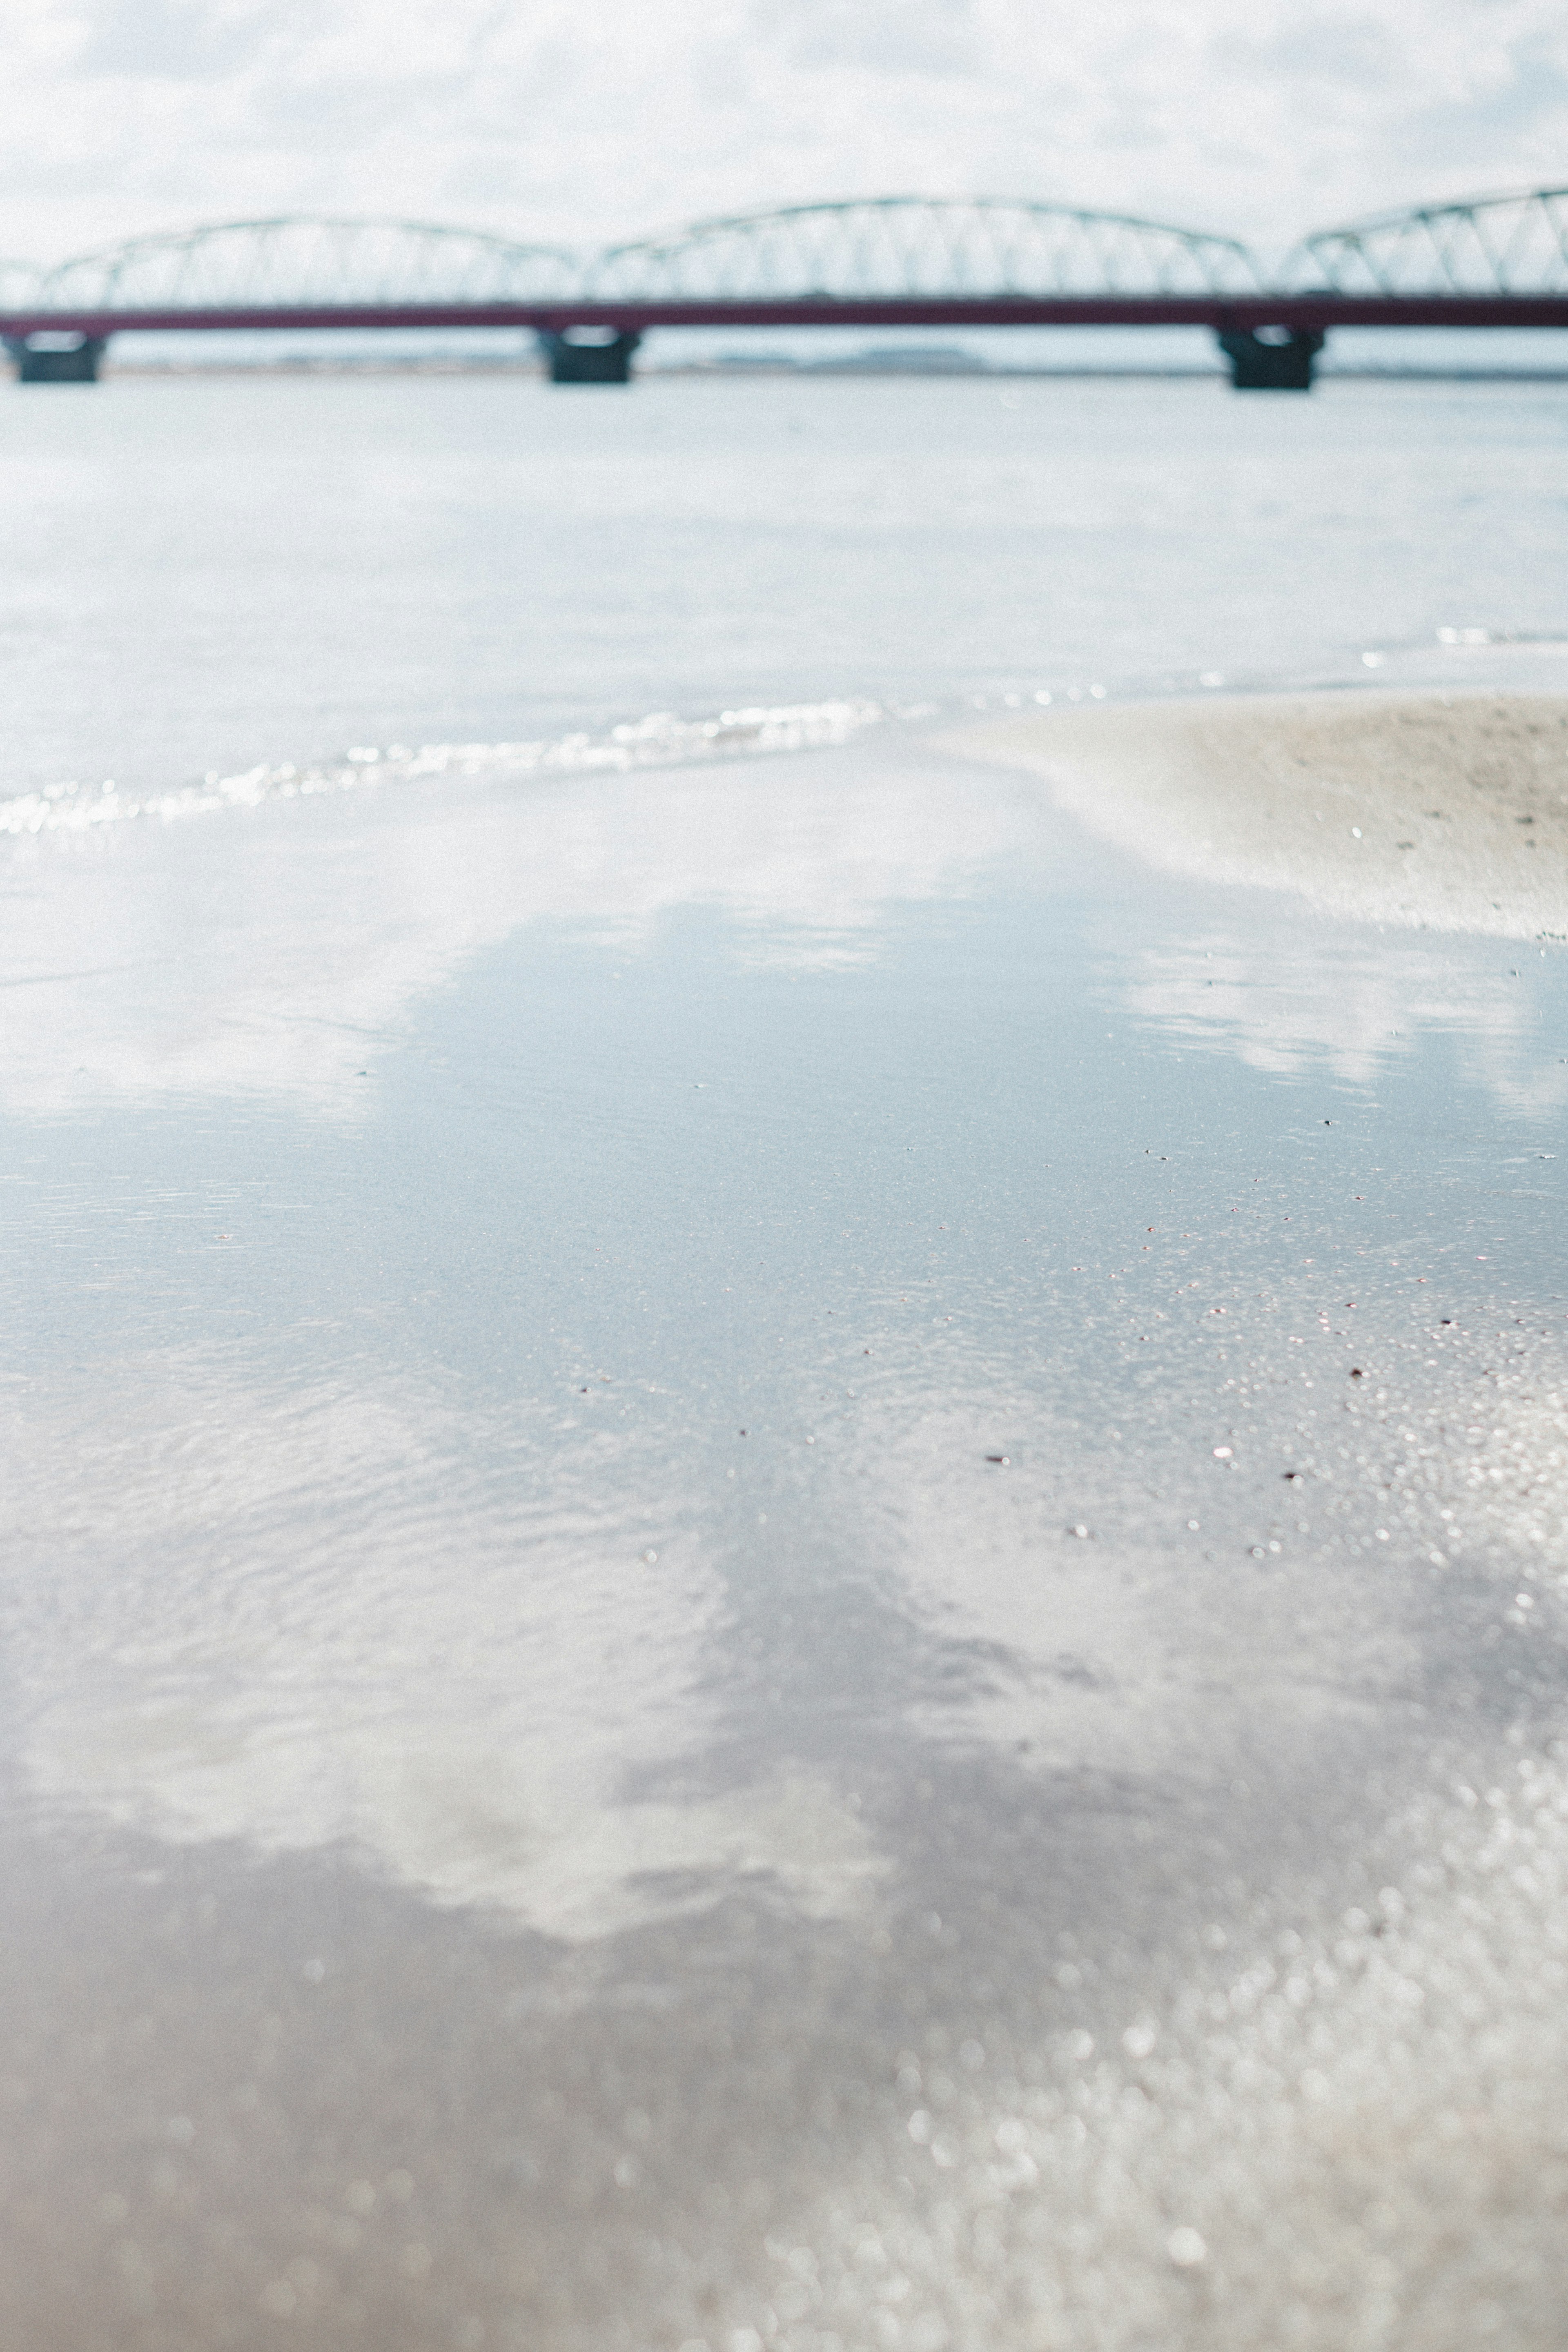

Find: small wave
0;698;884;840
1435;626;1568;649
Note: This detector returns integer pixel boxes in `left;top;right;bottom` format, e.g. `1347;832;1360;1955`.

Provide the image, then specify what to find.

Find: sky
2;0;1565;268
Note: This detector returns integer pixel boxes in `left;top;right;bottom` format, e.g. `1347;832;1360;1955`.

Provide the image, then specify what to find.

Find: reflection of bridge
4;189;1567;390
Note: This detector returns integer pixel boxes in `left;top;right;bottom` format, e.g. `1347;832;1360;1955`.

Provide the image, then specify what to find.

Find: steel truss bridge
4;188;1567;389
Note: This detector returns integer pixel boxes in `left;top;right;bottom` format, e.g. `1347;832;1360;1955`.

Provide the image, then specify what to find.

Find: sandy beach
953;690;1568;939
4;376;1568;2350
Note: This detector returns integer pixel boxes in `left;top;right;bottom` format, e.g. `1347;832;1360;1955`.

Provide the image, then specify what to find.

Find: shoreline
951;689;1568;939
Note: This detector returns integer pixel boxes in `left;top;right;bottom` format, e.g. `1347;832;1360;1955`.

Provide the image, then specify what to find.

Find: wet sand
2;724;1567;2348
954;690;1568;939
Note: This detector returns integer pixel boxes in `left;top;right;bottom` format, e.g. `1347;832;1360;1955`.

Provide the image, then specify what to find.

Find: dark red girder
4;296;1568;336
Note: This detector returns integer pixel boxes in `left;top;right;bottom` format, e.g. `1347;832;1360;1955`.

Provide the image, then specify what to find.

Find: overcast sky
3;0;1564;266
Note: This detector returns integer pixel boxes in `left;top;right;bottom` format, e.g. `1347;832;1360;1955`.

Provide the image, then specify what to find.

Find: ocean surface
5;369;1568;795
3;371;1568;2349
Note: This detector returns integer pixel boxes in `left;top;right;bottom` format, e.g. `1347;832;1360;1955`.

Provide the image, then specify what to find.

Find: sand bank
954;691;1568;938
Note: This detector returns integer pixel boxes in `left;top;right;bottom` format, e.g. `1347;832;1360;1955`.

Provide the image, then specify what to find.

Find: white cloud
1;0;1564;266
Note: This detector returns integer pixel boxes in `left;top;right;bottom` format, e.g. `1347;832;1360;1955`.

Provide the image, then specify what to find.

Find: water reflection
11;1355;885;1939
0;747;1039;1116
4;733;1564;1956
5;731;1565;1126
1125;930;1568;1110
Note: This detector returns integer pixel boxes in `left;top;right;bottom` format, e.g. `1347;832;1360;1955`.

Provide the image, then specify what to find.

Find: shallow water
2;373;1568;2346
4;370;1568;796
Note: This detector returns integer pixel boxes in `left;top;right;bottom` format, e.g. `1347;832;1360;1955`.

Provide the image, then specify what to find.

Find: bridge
3;189;1566;390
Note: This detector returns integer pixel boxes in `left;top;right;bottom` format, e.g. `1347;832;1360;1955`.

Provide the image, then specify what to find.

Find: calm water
2;373;1568;2348
3;371;1567;792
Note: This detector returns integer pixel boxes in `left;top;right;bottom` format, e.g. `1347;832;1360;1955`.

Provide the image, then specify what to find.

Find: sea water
2;370;1567;2348
3;369;1568;793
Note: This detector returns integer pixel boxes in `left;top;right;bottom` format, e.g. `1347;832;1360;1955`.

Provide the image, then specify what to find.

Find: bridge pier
6;335;108;383
1216;326;1325;390
538;329;641;384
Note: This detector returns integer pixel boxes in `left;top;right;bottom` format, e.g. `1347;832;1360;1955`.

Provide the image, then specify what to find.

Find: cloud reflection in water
12;1356;886;1940
0;747;1038;1116
1125;931;1568;1111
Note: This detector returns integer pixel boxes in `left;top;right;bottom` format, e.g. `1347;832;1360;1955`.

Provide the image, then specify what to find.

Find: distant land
97;342;1568;383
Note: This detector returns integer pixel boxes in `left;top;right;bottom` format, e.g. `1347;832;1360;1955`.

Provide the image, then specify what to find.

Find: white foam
0;698;883;839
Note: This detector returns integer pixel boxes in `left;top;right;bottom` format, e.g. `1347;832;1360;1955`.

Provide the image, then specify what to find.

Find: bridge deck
4;297;1568;337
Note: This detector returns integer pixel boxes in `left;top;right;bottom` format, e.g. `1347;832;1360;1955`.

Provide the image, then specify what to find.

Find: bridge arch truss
1303;187;1568;295
33;217;581;312
584;197;1263;303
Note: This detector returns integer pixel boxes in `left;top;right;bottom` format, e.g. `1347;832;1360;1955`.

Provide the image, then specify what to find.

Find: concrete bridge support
6;336;108;382
1217;327;1325;390
538;330;641;384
